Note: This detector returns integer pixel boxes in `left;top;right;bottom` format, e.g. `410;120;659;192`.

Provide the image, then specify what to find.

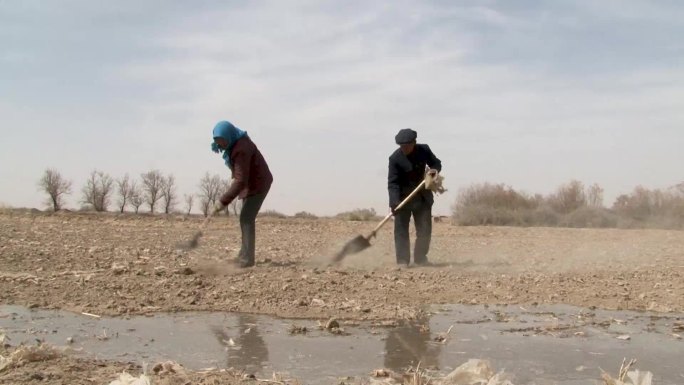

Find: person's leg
238;192;268;267
393;207;412;265
413;201;433;265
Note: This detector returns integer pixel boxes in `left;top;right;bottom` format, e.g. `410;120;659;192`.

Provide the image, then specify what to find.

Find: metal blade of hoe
331;234;372;263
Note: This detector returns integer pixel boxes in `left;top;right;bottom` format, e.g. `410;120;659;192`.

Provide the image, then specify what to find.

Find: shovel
176;207;219;250
331;180;427;264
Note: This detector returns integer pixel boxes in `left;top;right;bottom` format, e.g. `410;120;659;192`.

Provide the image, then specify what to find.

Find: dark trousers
238;191;268;266
394;198;432;264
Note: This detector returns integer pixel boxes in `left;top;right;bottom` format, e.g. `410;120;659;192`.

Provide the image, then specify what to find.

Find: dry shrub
452;183;539;226
558;206;619;228
258;210;288;219
0;203;12;215
294;211;318;219
601;358;652;385
613;186;684;228
547;180;587;214
337;208;379;221
0;345;61;372
454;180;684;229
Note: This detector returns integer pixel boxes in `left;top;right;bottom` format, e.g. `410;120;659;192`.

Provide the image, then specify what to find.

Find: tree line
37;169;241;216
452;180;684;229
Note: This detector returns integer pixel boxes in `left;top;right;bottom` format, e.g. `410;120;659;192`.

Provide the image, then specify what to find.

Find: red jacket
220;136;273;205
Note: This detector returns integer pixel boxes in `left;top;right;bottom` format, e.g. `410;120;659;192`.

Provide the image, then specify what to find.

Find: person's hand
427;168;438;177
390;204;398;216
213;201;227;215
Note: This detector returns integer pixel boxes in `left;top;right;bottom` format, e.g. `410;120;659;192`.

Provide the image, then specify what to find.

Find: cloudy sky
1;0;683;216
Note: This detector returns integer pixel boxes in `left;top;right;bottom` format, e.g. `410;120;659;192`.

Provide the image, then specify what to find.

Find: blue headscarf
211;120;247;168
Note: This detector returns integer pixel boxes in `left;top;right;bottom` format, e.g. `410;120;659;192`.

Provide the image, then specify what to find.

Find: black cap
395;128;417;144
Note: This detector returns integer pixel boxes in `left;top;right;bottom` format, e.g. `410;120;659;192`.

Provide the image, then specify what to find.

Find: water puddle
1;304;682;384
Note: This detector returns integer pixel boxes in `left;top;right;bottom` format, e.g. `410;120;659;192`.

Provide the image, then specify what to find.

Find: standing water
1;304;682;384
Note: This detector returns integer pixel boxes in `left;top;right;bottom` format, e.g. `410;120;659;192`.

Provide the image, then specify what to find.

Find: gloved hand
427;168;438;177
213;201;227;215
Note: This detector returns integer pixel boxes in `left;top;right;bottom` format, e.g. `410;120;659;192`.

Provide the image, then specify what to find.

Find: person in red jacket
212;120;273;268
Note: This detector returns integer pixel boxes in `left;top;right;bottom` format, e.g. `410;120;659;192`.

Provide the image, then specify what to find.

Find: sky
1;0;683;216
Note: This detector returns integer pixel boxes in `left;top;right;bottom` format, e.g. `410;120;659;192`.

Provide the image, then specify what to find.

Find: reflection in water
384;318;441;372
211;314;269;373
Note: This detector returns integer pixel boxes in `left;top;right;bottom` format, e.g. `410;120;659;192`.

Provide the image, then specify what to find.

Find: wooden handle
370;180;426;236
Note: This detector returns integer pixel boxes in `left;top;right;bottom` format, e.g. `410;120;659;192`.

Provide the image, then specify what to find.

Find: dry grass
0;344;62;372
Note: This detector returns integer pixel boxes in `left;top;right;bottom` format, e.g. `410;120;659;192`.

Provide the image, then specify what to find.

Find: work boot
414;259;431;267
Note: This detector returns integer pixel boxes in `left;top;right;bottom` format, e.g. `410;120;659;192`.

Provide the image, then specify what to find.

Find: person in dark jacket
388;128;442;266
212;120;273;268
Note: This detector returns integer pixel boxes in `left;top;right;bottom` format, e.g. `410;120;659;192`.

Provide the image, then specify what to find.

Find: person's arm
219;148;252;206
425;145;442;172
388;157;401;211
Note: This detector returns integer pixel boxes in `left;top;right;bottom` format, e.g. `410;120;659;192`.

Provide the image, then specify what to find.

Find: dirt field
1;210;683;383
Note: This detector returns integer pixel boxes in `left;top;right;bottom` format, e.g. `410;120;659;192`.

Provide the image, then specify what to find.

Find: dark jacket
388;144;442;207
220;136;273;205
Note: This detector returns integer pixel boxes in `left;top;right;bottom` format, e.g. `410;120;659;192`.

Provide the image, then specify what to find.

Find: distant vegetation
293;211;318;219
335;208;380;221
31;169;684;229
258;209;288;219
452;180;684;229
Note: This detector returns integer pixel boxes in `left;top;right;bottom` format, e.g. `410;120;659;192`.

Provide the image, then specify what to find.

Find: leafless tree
586;183;604;208
217;178;243;216
676;181;684;195
81;170;114;212
116;174;136;213
220;178;232;216
230;199;242;216
130;185;144;214
547;180;586;214
141;170;164;213
198;172;223;216
37;169;72;211
161;174;177;214
184;194;194;215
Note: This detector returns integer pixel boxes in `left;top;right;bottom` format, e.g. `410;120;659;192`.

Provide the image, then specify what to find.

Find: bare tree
81;170;114;212
220;178;232;216
197;172;223;216
141;170;164;213
161;174;177;214
230;199;242;216
217;178;243;216
676;181;684;195
184;194;194;215
37;169;72;211
130;185;144;214
116;174;136;213
547;180;586;214
586;183;604;208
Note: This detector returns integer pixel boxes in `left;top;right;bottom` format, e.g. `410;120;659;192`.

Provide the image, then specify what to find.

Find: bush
294;211;318;219
258;209;288;219
612;186;684;228
336;208;379;221
452;180;684;229
453;205;526;226
452;183;539;226
558;206;619;228
547;180;587;214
